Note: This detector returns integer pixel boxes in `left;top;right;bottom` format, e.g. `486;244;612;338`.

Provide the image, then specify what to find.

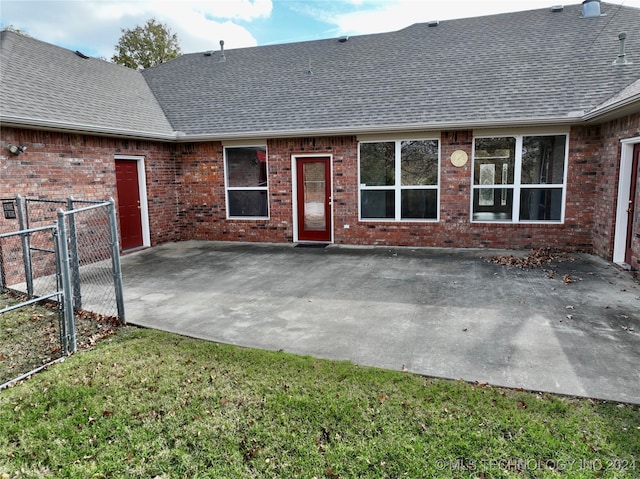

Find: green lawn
1;327;638;478
0;293;119;385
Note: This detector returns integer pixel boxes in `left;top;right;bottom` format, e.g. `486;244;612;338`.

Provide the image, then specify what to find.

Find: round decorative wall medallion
450;149;469;167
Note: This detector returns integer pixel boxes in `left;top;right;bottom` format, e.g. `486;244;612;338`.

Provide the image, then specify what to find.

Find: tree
112;18;181;70
1;24;31;36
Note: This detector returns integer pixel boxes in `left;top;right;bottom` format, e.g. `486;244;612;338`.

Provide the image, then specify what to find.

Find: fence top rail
24;198;67;205
0;224;57;239
13;196;110;207
69;198;108;205
58;201;111;217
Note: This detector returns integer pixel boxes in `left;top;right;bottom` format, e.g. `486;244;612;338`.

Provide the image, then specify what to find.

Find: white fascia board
176;116;581;143
2;114;584;144
0;116;178;141
582;96;640;122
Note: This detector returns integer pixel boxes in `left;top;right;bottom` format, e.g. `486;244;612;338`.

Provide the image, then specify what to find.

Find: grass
0;293;119;385
0;327;638;478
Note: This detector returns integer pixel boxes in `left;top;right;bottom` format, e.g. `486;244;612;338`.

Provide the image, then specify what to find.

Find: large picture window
472;134;567;222
224;146;269;218
359;139;439;221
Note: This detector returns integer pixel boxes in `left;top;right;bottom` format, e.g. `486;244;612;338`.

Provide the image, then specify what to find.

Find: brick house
1;1;639;271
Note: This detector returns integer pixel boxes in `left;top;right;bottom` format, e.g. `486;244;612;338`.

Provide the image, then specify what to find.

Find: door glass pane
303;162;326;231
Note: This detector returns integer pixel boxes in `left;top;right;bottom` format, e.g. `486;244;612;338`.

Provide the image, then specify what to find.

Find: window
359;139;439;221
472;134;567;222
224;146;268;218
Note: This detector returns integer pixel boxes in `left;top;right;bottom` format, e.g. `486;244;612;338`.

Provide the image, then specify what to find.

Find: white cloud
317;0;640;37
0;0;270;58
1;0;638;59
135;1;271;52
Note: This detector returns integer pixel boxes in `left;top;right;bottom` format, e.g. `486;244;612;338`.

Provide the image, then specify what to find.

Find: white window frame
358;138;441;222
471;132;569;224
223;144;269;220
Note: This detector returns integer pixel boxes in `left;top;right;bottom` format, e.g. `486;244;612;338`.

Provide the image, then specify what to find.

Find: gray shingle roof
0;31;175;138
590;77;640;114
1;2;639;140
142;2;640;138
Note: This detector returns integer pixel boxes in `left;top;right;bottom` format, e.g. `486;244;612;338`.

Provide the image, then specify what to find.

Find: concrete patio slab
121;241;640;404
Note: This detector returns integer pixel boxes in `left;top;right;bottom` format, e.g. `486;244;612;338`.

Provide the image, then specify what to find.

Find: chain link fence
1;196;124;387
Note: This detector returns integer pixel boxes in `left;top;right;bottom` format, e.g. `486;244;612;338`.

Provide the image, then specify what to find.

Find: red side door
296;157;332;242
625;144;639;265
115;160;143;250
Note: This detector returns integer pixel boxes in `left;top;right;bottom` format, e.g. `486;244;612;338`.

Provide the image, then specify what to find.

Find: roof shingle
0;31;175;138
1;2;639;140
142;2;640;137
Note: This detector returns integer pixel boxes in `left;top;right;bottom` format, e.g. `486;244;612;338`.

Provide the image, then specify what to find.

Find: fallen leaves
1;294;122;385
488;248;567;269
325;467;340;478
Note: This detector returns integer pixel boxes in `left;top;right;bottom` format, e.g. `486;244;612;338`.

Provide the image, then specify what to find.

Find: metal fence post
66;197;82;310
107;198;126;324
16;195;34;297
56;209;76;353
51;226;67;353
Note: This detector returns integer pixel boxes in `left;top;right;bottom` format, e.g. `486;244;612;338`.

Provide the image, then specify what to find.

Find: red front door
625;144;640;264
115;159;143;250
296;157;332;242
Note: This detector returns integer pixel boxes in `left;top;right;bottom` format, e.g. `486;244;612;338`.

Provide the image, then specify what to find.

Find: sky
1;0;640;59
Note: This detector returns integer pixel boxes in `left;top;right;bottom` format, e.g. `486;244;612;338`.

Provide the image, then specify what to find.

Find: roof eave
1;114;587;143
581;96;640;123
175;116;582;142
0;116;178;142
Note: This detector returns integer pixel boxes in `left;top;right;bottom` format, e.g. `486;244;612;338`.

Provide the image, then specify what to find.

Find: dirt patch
0;292;120;385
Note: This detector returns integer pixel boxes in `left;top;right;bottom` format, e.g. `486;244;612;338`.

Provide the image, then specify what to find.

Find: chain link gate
0;196;125;387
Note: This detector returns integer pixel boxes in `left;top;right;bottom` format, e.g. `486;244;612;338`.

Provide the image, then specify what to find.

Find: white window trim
470;132;569;224
223;145;270;220
358;138;441;222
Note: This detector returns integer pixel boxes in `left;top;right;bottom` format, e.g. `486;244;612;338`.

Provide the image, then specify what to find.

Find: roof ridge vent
427;20;440;27
613;32;633;65
550;5;564;13
74;50;89;59
581;0;603;18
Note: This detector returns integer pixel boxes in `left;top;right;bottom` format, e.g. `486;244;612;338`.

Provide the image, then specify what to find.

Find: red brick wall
328;129;595;249
173;131;600;251
0;127;181;245
3;122;637;261
592;113;640;266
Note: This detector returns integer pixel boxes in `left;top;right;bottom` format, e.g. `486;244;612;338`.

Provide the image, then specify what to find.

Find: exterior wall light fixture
7;144;27;156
